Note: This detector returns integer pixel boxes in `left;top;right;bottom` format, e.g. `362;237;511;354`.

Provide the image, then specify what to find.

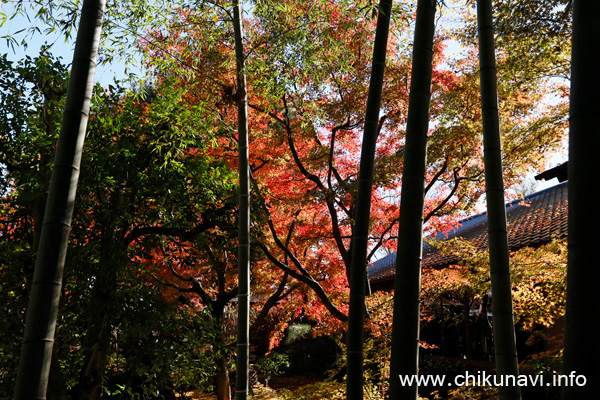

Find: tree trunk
463;296;472;361
217;355;232;400
47;347;70;400
74;185;127;399
14;1;106;398
76;314;112;400
346;1;393;399
214;302;232;400
388;1;437;398
561;1;600;398
476;2;521;399
232;1;251;400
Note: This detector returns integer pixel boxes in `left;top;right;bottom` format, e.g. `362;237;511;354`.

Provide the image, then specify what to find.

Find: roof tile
368;182;568;283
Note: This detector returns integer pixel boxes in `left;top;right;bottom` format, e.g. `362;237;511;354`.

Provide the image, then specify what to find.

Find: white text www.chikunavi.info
398;371;587;387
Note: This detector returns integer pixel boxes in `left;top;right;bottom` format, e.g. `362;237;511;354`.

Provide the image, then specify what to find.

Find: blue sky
1;2;138;86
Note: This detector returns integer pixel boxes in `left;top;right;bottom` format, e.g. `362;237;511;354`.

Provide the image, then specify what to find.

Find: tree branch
424;166;463;224
125;204;235;244
424;158;448;197
250;272;298;333
257;242;348;322
125;221;213;244
254;96;351;267
367;216;400;262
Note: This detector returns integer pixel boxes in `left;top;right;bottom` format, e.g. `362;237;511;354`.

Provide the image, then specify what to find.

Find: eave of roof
368;181;568;284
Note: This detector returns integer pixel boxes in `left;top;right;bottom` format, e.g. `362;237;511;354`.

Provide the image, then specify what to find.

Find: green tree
388;0;437;398
346;1;393;399
453;0;571;87
476;1;521;399
72;77;242;398
0;47;242;397
491;0;571;81
0;50;67;398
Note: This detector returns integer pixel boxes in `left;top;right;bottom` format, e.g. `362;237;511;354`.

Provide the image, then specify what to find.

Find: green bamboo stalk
476;1;521;399
346;1;393;399
561;1;600;398
14;1;107;399
232;1;250;399
388;1;436;399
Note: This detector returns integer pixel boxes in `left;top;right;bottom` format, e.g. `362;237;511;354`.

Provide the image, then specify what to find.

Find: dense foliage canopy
0;0;573;398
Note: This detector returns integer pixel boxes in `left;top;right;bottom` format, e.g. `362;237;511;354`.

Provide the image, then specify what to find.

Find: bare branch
424;166;463;223
250;272;294;332
367;216;400;261
424;158;448;197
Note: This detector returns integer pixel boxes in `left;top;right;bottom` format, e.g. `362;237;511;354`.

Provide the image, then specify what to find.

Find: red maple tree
139;0;567;343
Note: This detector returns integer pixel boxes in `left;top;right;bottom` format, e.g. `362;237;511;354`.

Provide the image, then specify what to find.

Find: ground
189;376;341;400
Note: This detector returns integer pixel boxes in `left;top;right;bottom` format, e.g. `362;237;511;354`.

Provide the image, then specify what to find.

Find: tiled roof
368;182;569;284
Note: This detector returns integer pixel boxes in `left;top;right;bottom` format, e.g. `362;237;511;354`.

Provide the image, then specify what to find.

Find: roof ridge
451;181;568;228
